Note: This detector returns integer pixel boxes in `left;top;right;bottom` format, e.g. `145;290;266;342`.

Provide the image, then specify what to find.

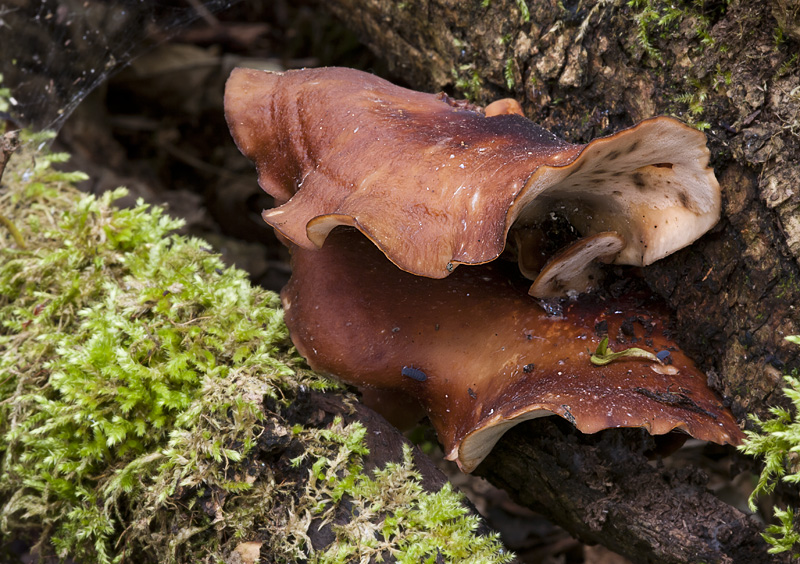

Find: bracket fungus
224;66;741;472
225;66;720;294
282;230;743;472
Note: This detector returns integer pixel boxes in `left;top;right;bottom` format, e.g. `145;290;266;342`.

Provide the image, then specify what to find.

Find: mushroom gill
225;66;721;293
282;229;744;473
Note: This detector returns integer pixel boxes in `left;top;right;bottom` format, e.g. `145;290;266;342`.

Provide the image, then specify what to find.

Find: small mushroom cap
484;98;525;117
225;67;720;281
282;229;744;473
527;231;625;298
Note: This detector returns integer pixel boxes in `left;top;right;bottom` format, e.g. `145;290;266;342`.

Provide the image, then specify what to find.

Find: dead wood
477;418;779;563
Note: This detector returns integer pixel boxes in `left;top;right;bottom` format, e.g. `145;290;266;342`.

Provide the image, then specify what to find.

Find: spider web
0;0;235;132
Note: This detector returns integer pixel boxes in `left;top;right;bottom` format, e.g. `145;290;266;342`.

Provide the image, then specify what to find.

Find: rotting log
477;418;773;564
312;0;800;561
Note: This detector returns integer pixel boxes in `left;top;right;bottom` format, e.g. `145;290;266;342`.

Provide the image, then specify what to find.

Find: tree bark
478;419;773;564
316;0;800;561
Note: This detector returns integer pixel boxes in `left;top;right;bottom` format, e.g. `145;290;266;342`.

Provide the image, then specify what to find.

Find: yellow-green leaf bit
590;336;661;366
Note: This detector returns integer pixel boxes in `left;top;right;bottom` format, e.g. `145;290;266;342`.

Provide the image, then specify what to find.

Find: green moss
777;53;799;78
673;81;711;131
291;421;512;564
777;273;796;300
626;0;722;62
452;65;484;101
0;134;512;563
0;132;321;562
628;0;667;62
0;75;10;114
774;26;787;48
515;0;530;23
740;340;800;557
504;58;516;90
669;62;734;132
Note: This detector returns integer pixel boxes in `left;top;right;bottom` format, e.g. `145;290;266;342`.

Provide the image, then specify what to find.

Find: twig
0;130;25;248
0;213;25;248
0;129;20;184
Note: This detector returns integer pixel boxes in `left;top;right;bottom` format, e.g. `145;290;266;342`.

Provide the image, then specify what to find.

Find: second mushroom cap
282;229;743;472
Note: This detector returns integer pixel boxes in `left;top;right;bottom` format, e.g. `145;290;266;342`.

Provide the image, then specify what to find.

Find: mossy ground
0;132;512;564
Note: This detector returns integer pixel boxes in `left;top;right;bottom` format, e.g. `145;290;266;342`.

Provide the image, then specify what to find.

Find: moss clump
452;65;484;102
0;133;512;563
626;0;720;63
0;76;10;114
293;423;512;564
739;336;800;557
0;130;329;562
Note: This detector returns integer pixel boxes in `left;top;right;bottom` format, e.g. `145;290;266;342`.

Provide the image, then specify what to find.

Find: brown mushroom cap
225;67;720;282
282;229;744;472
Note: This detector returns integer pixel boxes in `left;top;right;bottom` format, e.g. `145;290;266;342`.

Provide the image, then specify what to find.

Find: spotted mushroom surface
282;230;744;473
225;66;721;284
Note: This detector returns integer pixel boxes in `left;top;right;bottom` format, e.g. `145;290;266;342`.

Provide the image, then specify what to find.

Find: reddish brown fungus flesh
225;66;738;472
282;230;744;472
225;67;720;282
